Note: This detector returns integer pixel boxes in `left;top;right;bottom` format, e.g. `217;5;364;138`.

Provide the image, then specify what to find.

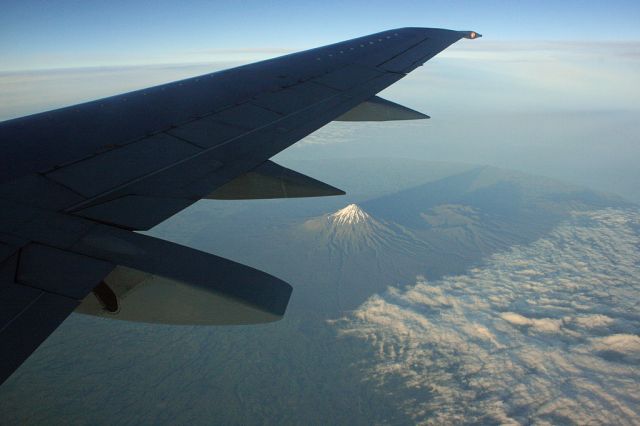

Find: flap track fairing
335;96;429;122
207;160;345;200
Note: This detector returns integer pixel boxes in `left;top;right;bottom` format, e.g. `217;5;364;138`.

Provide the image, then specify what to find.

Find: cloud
443;40;640;57
590;334;640;363
500;312;564;333
571;314;615;329
335;208;640;424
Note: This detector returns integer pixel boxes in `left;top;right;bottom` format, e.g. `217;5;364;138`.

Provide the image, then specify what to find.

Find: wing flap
45;133;201;198
166;117;247;149
207;103;283;130
16;243;114;298
0;175;84;210
75;196;194;230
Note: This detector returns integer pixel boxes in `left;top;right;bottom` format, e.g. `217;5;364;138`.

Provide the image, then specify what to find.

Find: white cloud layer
336;208;640;425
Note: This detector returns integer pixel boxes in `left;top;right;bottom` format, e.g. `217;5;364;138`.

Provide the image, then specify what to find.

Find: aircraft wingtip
462;31;482;39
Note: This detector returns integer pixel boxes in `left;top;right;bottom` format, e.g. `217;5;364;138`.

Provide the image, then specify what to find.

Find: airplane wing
0;27;480;384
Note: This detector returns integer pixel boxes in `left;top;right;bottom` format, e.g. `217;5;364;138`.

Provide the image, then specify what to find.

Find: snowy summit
329;204;371;225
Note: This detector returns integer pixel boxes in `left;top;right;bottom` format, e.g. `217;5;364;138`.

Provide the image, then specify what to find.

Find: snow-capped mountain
328;204;371;225
302;203;427;255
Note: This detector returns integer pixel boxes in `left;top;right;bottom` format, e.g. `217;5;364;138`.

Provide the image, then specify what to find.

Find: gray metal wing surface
0;27;480;384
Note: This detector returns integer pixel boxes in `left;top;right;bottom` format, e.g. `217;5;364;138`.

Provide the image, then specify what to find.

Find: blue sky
1;0;640;70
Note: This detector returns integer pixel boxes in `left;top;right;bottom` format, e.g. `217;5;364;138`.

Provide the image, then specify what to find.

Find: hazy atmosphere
1;1;639;424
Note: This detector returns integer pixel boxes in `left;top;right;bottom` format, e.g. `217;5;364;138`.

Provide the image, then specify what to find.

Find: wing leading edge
0;28;481;385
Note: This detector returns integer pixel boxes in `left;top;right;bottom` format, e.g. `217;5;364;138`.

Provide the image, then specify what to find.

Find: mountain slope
294;204;431;312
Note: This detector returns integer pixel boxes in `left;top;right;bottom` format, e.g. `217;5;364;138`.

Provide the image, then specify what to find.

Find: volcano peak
329;204;371;225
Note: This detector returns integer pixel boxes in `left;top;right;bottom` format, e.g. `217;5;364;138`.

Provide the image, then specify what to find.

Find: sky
1;0;639;202
1;0;640;71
